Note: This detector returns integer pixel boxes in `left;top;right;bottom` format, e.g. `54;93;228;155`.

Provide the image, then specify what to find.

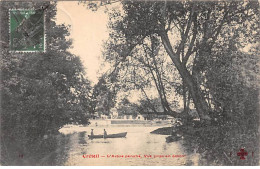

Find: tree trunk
160;31;211;122
183;79;187;113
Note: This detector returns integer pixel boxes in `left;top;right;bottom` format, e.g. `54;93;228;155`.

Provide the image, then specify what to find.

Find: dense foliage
102;0;259;122
1;2;91;164
99;0;259;165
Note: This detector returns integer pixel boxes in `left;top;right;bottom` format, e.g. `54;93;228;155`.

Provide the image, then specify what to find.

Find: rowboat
88;132;127;139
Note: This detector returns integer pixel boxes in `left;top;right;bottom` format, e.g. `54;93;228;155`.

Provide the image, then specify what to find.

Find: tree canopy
1;2;92;141
103;0;259;123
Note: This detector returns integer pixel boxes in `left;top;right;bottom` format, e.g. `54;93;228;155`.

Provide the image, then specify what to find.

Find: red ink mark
237;149;248;160
18;154;24;158
82;154;99;158
252;152;254;157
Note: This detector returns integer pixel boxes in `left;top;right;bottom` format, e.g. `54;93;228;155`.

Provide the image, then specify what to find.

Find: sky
56;1;110;84
55;1;144;103
55;1;182;106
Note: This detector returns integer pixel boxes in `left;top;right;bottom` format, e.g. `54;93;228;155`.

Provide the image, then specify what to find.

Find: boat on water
88;132;127;139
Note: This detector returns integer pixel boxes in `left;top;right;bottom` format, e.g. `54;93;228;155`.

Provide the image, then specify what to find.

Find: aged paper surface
0;0;259;166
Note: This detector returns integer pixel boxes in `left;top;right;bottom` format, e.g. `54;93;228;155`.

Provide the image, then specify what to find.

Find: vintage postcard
0;0;259;166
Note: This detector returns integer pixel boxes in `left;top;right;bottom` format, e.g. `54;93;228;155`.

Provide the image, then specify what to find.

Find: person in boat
91;129;94;136
103;129;107;138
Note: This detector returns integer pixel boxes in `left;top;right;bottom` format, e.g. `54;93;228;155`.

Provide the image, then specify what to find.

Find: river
1;124;202;166
57;124;200;166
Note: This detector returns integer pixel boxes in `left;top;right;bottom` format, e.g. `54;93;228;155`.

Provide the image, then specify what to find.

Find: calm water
2;125;201;166
58;125;200;166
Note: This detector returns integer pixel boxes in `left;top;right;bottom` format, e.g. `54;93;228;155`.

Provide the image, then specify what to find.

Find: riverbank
151;123;259;166
150;127;172;135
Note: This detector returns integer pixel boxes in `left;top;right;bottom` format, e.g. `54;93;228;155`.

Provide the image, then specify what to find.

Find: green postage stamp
9;8;45;52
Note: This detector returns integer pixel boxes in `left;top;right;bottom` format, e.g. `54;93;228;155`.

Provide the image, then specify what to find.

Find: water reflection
1;134;70;165
60;126;199;166
1;125;202;166
78;132;87;145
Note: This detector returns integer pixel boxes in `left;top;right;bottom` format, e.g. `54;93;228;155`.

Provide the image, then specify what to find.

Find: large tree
103;0;259;122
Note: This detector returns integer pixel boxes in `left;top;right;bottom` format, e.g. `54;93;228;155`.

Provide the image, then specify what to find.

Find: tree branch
176;4;196;57
183;12;198;65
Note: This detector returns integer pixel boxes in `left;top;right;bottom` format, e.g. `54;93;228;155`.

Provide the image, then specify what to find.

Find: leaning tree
102;0;259;122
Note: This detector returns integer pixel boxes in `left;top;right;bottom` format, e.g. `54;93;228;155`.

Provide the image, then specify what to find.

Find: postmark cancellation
9;8;45;52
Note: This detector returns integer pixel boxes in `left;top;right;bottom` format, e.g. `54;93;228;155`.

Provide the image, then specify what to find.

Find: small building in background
101;114;110;119
123;115;133;120
136;112;175;120
136;114;145;120
111;108;119;119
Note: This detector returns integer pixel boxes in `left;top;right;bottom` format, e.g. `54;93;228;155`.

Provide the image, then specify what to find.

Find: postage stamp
9;8;45;52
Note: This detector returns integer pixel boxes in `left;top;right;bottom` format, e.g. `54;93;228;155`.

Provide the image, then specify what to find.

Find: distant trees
1;2;92;141
117;98;138;117
89;75;117;116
